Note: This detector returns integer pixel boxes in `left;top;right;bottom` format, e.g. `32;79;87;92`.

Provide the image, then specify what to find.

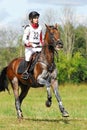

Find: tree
60;7;75;59
17;35;24;57
0;27;19;48
41;8;57;25
41;8;58;35
74;25;86;55
84;26;87;56
0;27;21;69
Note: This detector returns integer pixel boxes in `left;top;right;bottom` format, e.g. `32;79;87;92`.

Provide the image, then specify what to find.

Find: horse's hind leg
19;85;30;107
11;77;23;119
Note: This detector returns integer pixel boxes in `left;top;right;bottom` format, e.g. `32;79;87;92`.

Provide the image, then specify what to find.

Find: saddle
17;52;40;74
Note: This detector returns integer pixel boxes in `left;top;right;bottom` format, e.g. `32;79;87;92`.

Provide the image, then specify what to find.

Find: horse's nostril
58;42;63;48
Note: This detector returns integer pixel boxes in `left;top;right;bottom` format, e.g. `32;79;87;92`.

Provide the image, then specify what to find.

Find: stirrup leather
21;70;29;80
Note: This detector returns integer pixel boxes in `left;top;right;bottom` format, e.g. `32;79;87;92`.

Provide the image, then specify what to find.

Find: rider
22;11;43;79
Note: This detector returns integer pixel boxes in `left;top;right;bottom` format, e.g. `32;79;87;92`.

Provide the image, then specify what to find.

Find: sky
0;0;87;29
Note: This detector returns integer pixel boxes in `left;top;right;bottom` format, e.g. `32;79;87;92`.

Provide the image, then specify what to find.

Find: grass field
0;83;87;130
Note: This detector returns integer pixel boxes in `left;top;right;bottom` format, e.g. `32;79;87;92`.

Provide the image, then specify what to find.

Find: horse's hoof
18;115;23;121
62;111;69;117
17;111;23;119
45;100;51;107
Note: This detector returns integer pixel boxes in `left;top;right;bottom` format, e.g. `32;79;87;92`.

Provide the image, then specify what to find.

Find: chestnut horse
0;24;69;119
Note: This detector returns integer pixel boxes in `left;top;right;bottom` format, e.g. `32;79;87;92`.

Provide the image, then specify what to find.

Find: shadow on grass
23;117;87;124
24;117;70;124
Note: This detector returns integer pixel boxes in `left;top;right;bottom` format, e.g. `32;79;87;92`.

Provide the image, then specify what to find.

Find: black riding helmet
29;11;40;20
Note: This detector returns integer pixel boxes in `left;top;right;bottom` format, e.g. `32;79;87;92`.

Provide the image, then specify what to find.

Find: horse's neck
41;43;54;65
39;32;55;64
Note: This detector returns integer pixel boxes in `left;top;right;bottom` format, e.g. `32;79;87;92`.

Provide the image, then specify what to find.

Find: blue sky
0;0;87;28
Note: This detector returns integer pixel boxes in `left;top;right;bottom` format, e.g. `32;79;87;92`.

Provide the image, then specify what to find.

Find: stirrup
21;71;29;80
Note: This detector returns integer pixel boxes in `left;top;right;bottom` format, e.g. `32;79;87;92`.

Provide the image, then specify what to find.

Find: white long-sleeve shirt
23;24;43;47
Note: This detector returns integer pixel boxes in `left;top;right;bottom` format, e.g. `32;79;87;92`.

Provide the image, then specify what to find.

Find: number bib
29;24;42;43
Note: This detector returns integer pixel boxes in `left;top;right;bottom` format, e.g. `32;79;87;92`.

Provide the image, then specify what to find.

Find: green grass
0;83;87;130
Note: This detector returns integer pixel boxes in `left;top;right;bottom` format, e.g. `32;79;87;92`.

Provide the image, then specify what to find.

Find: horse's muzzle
56;39;63;50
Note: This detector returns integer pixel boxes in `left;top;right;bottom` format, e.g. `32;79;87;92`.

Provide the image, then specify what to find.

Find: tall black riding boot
21;61;30;79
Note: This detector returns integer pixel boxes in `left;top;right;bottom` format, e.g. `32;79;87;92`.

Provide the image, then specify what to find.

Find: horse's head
45;24;63;50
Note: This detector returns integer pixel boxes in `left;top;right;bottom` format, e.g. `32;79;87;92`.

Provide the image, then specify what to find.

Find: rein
36;44;58;60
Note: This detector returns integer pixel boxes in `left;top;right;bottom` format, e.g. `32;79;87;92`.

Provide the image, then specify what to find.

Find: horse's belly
31;84;44;88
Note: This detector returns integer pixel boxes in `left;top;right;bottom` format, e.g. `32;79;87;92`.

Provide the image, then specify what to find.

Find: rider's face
32;17;39;24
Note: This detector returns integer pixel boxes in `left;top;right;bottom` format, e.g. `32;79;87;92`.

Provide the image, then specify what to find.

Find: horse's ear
45;24;47;27
45;24;50;30
55;23;58;29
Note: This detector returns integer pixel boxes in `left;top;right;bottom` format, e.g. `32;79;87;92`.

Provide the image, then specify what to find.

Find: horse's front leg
45;85;52;107
51;69;69;117
11;77;23;119
37;70;52;107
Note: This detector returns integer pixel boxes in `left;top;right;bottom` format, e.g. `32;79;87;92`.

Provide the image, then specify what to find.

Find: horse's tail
0;67;9;92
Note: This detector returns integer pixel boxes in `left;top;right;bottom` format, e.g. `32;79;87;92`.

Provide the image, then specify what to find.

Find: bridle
45;26;63;62
46;26;63;49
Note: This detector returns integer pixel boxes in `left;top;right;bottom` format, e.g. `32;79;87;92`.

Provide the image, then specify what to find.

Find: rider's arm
22;26;31;46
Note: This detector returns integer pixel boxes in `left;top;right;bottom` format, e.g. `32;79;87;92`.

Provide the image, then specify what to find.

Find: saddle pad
17;59;27;74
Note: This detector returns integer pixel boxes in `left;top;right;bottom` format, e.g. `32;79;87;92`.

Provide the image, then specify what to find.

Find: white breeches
25;47;42;61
